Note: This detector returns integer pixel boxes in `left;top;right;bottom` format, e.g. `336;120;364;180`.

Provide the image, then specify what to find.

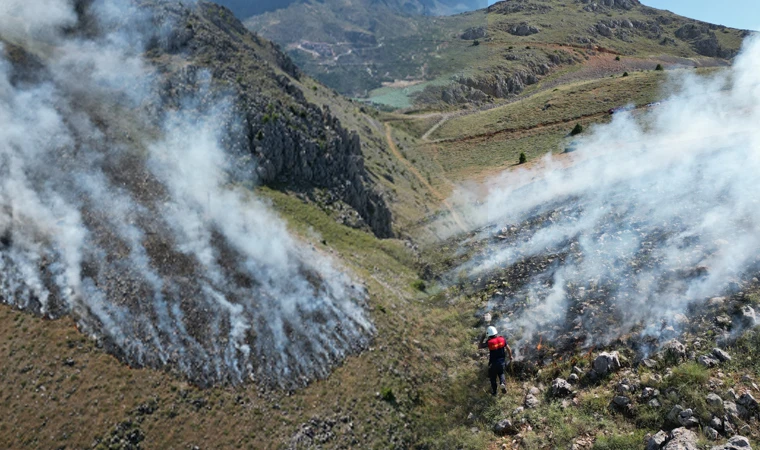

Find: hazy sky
640;0;760;31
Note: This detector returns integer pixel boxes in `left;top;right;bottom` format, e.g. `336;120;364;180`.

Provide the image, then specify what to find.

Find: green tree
622;71;629;77
655;64;664;71
518;152;527;164
615;55;621;61
570;123;583;136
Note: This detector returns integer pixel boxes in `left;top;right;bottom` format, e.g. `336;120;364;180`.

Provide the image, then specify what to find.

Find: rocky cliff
147;0;393;237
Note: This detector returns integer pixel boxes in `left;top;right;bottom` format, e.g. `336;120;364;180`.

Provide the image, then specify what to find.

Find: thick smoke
452;36;760;357
0;0;373;387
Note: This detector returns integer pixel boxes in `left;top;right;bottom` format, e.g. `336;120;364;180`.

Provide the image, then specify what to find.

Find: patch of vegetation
411;279;427;291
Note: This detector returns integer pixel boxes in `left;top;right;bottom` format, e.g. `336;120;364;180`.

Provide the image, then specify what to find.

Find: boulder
492;418;516;436
707;393;723;407
647;430;669;450
568;373;579;384
613;395;631;407
667;405;684;424
461;27;487;40
663;340;687;361
698;354;720;368
524;393;540;409
736;393;758;410
551;378;573;398
711;436;752;450
739;305;757;327
664;427;699;450
508;22;540;36
704;426;719;441
593;352;621;376
713;348;732;362
678;409;700;428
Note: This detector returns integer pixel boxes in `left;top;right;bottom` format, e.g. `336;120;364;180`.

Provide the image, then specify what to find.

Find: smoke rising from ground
0;0;373;387
452;36;760;357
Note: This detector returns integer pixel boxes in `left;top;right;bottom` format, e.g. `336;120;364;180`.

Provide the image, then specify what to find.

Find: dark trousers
489;361;506;394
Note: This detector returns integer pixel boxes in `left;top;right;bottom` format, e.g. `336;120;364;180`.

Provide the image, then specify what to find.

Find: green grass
432;70;669;141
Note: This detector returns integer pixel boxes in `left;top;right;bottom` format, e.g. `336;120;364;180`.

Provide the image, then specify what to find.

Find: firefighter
478;326;513;396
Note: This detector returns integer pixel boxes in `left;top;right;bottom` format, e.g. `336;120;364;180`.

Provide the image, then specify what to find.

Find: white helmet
486;326;498;337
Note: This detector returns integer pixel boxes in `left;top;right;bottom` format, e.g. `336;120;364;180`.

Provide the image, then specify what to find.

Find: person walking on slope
478;326;513;396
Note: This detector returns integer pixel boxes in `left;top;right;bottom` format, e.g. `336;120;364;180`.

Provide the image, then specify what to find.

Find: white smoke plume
451;36;760;358
0;0;373;387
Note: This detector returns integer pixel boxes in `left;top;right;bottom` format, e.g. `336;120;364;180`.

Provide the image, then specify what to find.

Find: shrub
411;279;426;292
655;64;664;71
615;55;621;61
473;39;480;46
622;71;629;77
518;152;527;164
380;386;396;403
570;123;583;136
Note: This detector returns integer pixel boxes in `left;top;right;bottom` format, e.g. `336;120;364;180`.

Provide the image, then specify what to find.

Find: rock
641;387;658;400
613;395;631;407
678;409;700;428
739;305;757;327
710;436;752;450
642;358;658;369
568;373;579;384
512;406;524;416
646;430;669;450
663;340;687;361
699;354;720;368
736;393;758;410
551;378;573;398
708;416;722;430
707;393;723;407
593;352;621;377
524;393;540;409
493;419;516;436
727;389;738;401
713;348;732;362
649;398;662;408
667;405;684;424
647;430;669;450
508;22;540;37
664;427;699;450
704;426;719;441
461;27;487;40
724;401;742;420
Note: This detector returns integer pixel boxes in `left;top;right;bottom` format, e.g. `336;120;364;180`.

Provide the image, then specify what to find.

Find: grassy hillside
246;0;747;106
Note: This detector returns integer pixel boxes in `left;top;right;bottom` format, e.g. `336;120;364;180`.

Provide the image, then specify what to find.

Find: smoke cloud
0;0;372;387
452;36;760;357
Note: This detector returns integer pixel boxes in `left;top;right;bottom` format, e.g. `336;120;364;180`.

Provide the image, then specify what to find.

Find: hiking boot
500;383;507;394
491;390;497;396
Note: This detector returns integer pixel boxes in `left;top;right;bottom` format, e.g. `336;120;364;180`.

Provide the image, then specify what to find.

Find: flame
536;336;543;351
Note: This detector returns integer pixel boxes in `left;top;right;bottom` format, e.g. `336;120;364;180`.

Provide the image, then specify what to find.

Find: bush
615;55;621;61
570;123;583;136
655;64;664;71
518;152;527;164
622;71;629;77
472;39;480;46
411;279;427;292
380;386;396;403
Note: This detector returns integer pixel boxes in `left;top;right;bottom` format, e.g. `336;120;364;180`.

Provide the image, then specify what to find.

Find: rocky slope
146;0;393;237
